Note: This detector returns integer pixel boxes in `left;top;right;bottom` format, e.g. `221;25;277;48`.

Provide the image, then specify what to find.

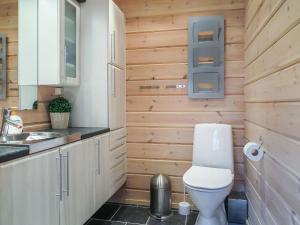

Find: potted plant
48;96;72;129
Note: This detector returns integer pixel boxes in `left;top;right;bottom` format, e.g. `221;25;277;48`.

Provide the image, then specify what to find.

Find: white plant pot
50;112;70;129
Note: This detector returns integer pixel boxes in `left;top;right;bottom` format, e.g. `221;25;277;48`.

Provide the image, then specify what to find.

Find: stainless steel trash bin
150;174;173;220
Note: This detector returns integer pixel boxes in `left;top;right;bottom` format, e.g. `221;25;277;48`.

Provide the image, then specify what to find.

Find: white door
61;0;80;86
114;4;125;69
60;140;95;225
108;0;115;65
108;0;125;69
108;65;126;130
0;149;60;225
94;134;110;210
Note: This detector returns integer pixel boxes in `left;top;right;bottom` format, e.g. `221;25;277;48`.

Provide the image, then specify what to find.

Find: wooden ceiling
114;0;246;18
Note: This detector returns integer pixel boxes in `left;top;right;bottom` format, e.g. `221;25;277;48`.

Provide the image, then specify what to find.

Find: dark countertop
0;146;29;164
45;127;110;140
0;127;110;164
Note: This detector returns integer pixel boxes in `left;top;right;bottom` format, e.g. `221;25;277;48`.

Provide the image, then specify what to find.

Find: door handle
113;31;116;62
97;140;101;175
111;33;114;63
56;154;63;201
114;68;116;97
112;68;116;97
63;152;70;197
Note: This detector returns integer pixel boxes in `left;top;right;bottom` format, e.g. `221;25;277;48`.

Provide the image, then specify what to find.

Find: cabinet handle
113;31;116;62
112;68;116;97
63;153;70;197
110;33;114;63
97;140;101;175
56;154;63;201
114;68;116;97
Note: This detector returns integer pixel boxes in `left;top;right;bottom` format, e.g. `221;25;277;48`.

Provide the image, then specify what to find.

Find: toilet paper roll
243;142;264;161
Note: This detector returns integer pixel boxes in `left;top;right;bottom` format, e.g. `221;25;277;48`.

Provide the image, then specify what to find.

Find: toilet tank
192;123;234;172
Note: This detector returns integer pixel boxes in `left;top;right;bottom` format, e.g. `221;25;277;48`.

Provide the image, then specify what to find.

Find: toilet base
195;216;227;225
195;204;227;225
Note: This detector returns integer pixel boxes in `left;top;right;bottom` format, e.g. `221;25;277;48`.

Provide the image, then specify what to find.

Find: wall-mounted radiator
188;16;224;99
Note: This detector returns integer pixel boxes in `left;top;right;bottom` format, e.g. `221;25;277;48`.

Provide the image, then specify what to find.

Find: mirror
18;0;38;110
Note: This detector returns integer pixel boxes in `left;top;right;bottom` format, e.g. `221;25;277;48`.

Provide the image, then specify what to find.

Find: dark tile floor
85;203;244;225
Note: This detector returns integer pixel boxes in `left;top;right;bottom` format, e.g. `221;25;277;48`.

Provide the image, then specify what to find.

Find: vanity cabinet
0;149;60;225
59;140;95;225
0;132;119;225
94;134;110;207
109;128;127;195
38;0;80;86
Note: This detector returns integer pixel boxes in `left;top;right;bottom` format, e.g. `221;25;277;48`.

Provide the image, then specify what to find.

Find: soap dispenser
7;109;23;134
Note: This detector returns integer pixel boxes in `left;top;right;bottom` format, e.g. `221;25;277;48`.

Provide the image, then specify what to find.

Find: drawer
110;128;127;150
110;159;127;190
111;173;127;195
110;143;127;168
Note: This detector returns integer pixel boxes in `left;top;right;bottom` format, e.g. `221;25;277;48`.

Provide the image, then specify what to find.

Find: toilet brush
178;184;191;216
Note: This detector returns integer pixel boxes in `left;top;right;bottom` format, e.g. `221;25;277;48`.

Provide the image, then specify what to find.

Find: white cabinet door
114;4;125;69
38;0;80;86
61;0;80;86
60;140;95;225
108;0;125;69
109;66;126;130
94;134;110;209
0;149;60;225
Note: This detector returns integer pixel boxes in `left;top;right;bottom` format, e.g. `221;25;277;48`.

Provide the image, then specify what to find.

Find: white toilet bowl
183;166;234;225
184;123;234;225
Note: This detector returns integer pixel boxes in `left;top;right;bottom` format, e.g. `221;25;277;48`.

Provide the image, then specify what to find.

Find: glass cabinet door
64;0;78;82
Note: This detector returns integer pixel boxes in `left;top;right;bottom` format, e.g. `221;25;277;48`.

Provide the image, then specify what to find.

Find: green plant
48;96;72;113
32;100;38;110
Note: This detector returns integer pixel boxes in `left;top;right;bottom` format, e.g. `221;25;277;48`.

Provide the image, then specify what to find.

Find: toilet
183;123;234;225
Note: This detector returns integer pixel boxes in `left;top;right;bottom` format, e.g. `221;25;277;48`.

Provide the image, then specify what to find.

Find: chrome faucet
1;108;23;136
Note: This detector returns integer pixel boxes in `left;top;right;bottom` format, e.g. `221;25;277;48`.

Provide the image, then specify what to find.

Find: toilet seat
183;166;234;190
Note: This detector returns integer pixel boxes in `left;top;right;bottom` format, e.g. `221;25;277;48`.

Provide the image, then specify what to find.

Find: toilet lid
183;166;234;189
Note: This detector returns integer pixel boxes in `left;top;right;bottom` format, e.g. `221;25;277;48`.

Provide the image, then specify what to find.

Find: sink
0;132;64;144
0;131;81;154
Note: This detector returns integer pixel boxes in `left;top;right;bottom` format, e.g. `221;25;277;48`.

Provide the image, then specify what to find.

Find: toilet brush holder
178;201;191;215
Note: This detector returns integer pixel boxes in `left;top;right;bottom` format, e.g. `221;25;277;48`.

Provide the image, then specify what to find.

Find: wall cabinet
108;0;126;69
38;0;80;86
0;149;60;225
65;0;126;131
108;66;126;130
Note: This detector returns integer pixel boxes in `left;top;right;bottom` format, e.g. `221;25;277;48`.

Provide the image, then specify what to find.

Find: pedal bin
149;174;173;220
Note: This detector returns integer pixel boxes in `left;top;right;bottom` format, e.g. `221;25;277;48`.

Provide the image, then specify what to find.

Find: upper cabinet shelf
38;0;80;86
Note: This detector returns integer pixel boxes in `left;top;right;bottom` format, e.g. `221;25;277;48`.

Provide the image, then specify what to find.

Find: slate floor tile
92;203;121;220
86;219;125;225
147;211;198;225
111;205;150;224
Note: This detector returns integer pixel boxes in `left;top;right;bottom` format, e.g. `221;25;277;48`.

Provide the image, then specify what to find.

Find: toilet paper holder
257;136;265;154
243;137;265;162
255;136;265;155
250;136;265;156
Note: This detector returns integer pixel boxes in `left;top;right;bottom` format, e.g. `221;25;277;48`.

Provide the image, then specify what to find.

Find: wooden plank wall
244;0;300;224
0;0;54;131
112;0;246;207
